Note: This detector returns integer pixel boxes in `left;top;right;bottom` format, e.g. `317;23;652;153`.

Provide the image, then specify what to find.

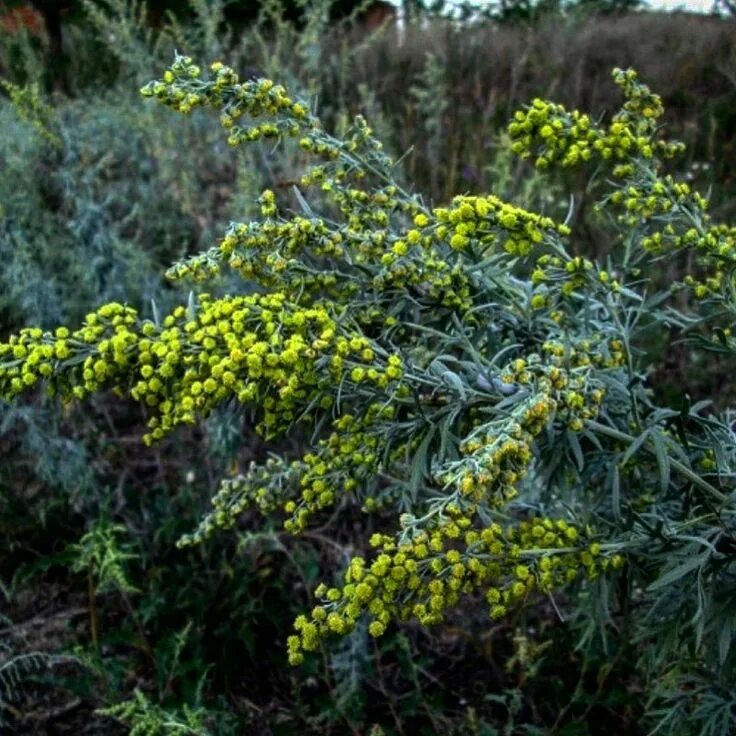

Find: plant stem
88;571;99;654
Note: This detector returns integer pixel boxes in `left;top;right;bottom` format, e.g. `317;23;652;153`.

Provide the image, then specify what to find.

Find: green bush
3;54;736;735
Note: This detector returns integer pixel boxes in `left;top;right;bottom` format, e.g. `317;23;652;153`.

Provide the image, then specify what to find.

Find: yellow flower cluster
615;176;736;295
0;292;404;445
178;456;303;547
601;159;734;297
541;336;627;373
297;114;393;187
374;246;473;311
452;424;536;507
165;246;223;283
141;62;473;320
505;67;732;308
595;68;683;163
508;97;597;169
283;406;392;532
171;193;473;313
287;509;623;664
0;302;138;400
219;211;340;281
133;293;328;442
508;68;683;171
143;57;414;246
610;176;700;227
180;395;407;546
531;252;620;302
444;356;607;504
141;55;315;142
429;194;569;257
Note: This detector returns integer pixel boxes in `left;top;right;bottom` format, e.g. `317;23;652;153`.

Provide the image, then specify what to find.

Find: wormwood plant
2;57;736;733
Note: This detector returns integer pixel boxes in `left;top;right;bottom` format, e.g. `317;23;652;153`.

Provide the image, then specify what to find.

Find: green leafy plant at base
2;56;736;735
97;687;233;736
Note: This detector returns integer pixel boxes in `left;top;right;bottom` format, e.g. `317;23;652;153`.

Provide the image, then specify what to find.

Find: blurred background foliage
0;0;734;733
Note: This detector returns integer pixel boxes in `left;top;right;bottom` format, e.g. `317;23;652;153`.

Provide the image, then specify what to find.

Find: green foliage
97;688;233;736
3;51;736;735
1;4;736;735
71;519;139;595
